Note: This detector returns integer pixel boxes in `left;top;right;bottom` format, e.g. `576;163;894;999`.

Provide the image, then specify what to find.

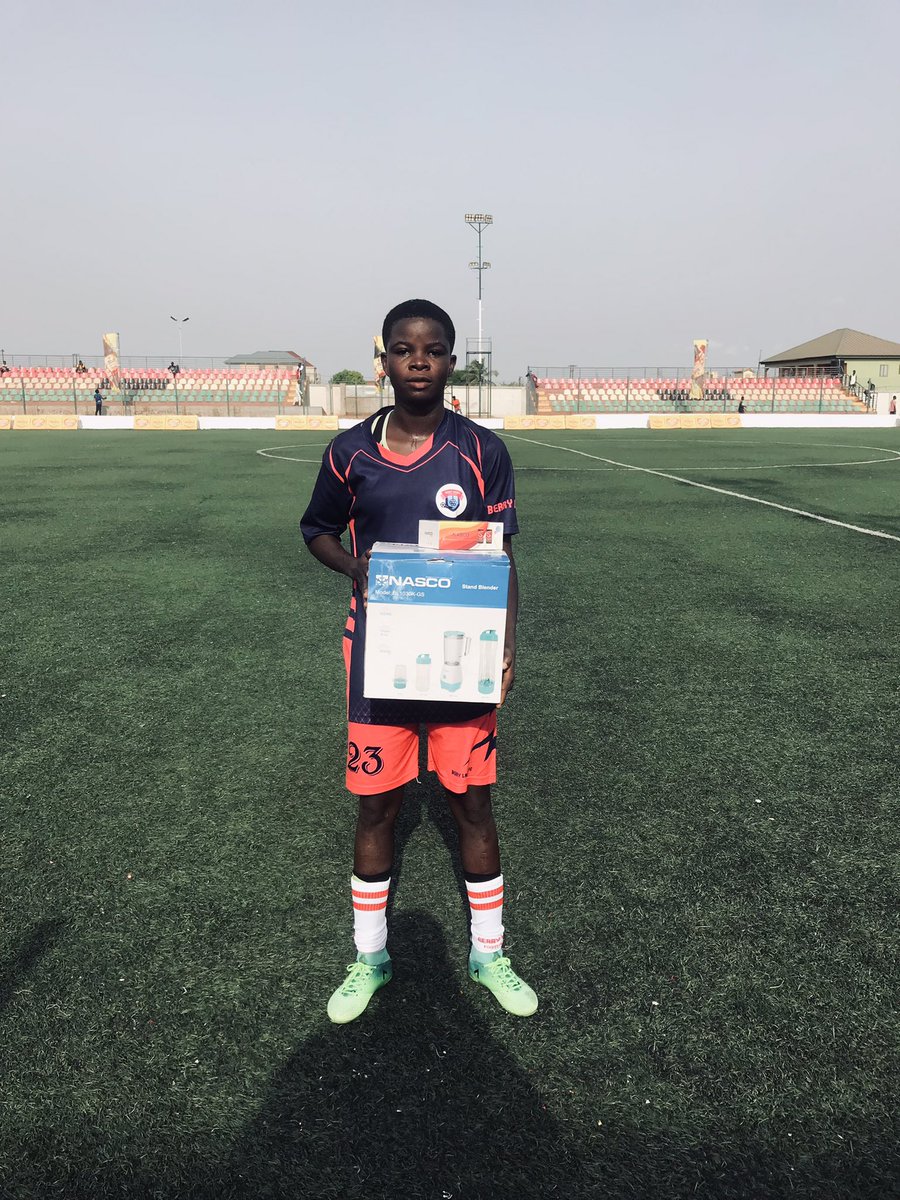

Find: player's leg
354;785;405;878
328;723;417;1024
443;782;500;877
427;716;538;1017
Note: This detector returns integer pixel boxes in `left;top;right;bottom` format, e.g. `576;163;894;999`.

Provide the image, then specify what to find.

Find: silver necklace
381;411;425;450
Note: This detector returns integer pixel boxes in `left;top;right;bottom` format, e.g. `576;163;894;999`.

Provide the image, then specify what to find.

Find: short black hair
382;299;455;353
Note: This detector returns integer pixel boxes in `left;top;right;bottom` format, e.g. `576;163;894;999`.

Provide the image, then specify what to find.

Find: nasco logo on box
375;574;452;589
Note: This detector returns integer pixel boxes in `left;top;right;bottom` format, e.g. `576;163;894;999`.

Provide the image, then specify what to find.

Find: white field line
257;443;329;463
514;454;899;471
504;434;900;544
512;438;900;472
258;438;900;473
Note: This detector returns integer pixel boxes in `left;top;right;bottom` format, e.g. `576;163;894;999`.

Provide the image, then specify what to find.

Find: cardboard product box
365;543;509;704
417;520;505;552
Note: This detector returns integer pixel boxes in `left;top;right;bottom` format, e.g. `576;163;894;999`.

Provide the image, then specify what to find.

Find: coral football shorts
343;633;497;795
346;710;498;795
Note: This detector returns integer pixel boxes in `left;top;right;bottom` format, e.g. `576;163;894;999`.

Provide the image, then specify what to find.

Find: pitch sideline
504;434;900;544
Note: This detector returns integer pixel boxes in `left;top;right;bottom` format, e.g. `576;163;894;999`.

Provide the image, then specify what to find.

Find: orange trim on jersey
328;443;345;482
473;429;484;472
442;440;485;497
468;898;504;911
377;432;435;465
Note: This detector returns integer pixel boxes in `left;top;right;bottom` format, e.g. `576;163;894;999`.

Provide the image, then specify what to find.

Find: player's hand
498;645;515;707
349;549;371;608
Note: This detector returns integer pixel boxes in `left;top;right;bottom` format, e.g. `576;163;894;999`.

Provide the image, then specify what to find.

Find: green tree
451;360;498;386
330;369;366;385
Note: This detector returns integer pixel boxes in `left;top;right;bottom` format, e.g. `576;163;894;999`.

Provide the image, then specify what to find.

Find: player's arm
479;433;519;706
306;536;370;603
500;537;517;707
301;443;370;600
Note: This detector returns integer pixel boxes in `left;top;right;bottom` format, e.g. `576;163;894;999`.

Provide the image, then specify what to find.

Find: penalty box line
504;434;900;545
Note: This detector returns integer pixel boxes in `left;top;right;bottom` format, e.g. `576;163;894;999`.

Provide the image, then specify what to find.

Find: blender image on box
478;629;499;694
415;653;431;691
440;631;470;692
363;543;510;705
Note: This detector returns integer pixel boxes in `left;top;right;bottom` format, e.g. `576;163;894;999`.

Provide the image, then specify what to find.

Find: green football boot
468;952;538;1017
327;955;393;1024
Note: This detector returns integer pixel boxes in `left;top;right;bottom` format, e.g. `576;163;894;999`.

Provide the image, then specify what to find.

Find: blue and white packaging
365;543;509;704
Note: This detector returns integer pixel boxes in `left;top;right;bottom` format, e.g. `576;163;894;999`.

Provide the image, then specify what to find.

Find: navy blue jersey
301;408;518;726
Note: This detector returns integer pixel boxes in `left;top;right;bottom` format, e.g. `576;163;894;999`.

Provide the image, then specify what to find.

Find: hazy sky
3;0;898;378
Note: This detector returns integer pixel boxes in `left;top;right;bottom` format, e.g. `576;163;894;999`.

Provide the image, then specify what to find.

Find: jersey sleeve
482;433;519;536
300;441;353;544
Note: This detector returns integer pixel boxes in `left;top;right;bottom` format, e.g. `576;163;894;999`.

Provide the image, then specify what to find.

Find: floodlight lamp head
464;213;493;225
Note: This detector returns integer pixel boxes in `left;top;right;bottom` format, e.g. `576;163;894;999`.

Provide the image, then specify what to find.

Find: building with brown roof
761;328;900;392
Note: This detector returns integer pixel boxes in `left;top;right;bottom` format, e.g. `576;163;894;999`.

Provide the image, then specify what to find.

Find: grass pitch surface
1;428;898;1198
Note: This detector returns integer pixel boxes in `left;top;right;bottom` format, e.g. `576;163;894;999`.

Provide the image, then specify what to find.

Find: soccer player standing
301;299;537;1023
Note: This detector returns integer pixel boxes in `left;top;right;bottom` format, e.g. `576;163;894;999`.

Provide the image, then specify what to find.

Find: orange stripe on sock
353;901;388;912
468;898;504;911
352;888;390;900
466;885;503;900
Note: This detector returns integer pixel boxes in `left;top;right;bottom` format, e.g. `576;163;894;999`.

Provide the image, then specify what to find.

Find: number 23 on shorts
347;742;384;776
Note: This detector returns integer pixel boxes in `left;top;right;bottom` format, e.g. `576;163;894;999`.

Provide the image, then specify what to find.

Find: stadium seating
0;367;298;413
535;374;861;415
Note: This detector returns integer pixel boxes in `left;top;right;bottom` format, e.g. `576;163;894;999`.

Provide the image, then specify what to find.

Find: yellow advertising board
0;415;12;430
649;414;742;430
14;414;79;430
564;414;597;430
134;414;199;431
274;415;339;431
504;415;566;431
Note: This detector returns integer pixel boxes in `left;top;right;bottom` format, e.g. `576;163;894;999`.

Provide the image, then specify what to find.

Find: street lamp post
170;315;189;365
464;214;492;352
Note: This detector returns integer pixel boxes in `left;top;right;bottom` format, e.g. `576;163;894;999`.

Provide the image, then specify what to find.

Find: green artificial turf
1;428;898;1199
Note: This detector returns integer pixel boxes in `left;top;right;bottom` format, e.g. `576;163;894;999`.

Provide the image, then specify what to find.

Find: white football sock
466;874;504;956
351;875;390;954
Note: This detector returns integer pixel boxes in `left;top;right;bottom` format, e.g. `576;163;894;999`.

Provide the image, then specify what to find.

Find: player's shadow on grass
222;909;593;1200
0;917;67;1016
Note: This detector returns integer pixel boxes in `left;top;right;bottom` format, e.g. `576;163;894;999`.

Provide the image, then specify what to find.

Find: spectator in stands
0;360;9;375
737;397;746;413
75;359;87;374
168;361;180;377
93;387;103;415
849;369;857;390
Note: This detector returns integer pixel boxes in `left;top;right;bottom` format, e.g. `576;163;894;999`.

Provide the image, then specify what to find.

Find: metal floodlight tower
464;213;492;351
170;315;189;364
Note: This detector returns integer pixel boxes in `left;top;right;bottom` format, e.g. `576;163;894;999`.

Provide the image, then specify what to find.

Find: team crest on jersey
435;483;467;517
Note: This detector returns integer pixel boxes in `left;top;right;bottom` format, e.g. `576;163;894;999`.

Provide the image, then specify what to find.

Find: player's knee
357;789;403;829
452;786;494;827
